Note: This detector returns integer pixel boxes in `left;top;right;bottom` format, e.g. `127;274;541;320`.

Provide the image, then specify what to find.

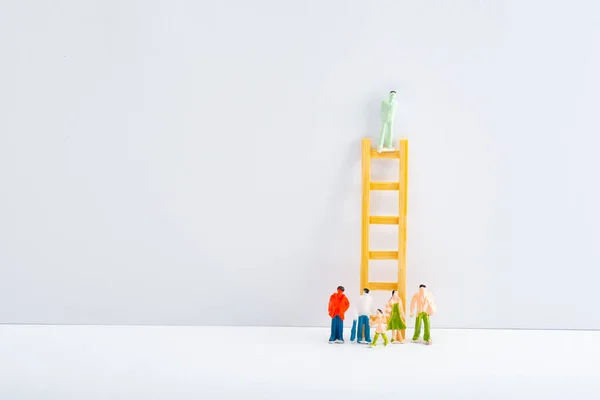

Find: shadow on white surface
1;325;599;399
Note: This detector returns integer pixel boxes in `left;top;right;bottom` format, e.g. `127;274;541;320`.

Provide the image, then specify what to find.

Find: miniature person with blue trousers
356;288;373;343
328;286;350;344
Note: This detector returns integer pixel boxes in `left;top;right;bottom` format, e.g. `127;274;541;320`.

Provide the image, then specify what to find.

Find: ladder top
370;149;400;159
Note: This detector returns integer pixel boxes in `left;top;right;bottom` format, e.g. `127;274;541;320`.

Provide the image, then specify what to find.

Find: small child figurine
410;284;436;345
369;309;389;347
328;286;350;344
385;290;407;343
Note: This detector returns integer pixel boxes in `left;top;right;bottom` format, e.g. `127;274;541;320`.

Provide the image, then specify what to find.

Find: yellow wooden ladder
360;138;408;338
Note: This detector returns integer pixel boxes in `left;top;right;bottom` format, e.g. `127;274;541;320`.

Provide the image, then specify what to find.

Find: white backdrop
1;0;600;329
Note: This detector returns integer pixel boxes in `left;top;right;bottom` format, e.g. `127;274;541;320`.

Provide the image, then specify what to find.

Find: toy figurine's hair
390;90;396;93
363;288;370;294
419;284;426;288
377;308;383;314
337;286;345;292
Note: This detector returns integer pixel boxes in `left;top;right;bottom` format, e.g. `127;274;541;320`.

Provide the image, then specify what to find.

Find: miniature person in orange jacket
328;286;350;344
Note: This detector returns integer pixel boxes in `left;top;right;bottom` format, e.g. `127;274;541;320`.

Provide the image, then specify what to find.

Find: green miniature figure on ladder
378;90;397;153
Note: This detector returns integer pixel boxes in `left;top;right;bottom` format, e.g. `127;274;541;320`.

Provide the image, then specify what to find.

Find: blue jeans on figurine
357;315;372;343
350;318;357;342
329;316;344;343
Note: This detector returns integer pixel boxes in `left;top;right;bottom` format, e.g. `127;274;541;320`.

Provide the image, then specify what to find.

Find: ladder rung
369;251;399;260
370;182;399;190
369;282;398;291
370;216;399;225
370;149;400;159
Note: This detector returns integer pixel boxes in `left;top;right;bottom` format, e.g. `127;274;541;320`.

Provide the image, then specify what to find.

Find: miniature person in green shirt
378;90;397;153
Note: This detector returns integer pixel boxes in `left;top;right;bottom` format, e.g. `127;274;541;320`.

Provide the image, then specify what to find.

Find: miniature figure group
326;91;430;347
328;285;436;347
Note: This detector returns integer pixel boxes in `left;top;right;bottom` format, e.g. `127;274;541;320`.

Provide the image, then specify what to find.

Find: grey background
1;0;599;329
